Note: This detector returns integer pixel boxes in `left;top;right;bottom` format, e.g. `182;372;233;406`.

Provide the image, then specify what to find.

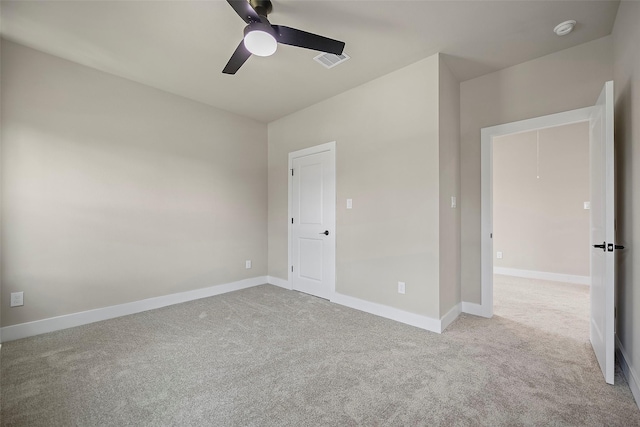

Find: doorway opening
491;121;590;341
480;106;594;319
480;81;616;385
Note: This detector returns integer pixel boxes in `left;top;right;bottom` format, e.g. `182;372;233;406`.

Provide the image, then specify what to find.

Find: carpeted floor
494;274;590;341
1;279;639;426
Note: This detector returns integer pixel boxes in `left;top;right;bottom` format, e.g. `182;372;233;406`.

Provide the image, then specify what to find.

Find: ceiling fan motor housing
250;0;272;18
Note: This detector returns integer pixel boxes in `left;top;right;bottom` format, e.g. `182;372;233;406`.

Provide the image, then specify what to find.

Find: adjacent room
1;0;640;425
492;122;591;339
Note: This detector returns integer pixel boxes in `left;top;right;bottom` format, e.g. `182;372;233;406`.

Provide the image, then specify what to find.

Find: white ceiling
0;0;619;123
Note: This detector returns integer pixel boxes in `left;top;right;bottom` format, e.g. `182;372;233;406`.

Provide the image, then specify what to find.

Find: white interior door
589;80;615;385
289;143;336;299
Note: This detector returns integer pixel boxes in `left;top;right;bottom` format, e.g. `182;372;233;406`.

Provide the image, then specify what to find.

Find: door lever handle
593;242;625;251
319;230;329;236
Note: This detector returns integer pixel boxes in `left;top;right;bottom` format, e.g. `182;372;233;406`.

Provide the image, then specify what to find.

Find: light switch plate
451;196;457;208
11;292;24;307
497;251;503;259
584;201;591;210
347;199;352;209
398;282;406;294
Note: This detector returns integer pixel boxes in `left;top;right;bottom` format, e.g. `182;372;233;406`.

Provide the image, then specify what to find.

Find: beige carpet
493;274;590;341
1;280;639;426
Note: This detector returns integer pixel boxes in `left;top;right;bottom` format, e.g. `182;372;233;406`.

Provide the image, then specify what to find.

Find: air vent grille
313;52;350;69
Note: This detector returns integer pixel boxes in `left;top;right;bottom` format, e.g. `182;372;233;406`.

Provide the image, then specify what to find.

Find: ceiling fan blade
272;25;345;55
226;0;261;24
223;41;252;74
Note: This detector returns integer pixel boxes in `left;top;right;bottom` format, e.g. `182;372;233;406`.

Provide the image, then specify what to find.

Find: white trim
288;141;337;299
481;107;594;318
481;128;494;318
267;276;291;290
0;276;268;343
616;336;640;410
494;267;590;286
481;107;593;141
461;301;487;318
440;303;461;331
331;292;443;333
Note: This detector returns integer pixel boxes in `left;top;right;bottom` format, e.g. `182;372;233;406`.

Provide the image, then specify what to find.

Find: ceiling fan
223;0;346;74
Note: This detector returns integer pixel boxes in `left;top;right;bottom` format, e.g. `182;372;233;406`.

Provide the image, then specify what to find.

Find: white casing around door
289;142;336;299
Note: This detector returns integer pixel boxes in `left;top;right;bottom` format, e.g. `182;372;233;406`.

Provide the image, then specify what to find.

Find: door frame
479;107;593;318
287;141;337;296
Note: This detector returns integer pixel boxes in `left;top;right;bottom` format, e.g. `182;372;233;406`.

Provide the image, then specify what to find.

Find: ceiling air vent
314;52;350;69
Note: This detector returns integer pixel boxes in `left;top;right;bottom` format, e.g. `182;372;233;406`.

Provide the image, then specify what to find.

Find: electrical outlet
398;282;406;294
347;198;353;209
451;196;457;208
11;292;24;307
584;201;591;210
496;251;503;259
245;260;252;269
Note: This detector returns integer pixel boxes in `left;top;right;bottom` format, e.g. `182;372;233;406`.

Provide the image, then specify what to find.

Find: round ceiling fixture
554;20;576;36
243;23;277;57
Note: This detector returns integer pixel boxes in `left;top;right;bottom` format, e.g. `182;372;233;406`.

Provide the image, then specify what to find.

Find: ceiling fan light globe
244;30;277;57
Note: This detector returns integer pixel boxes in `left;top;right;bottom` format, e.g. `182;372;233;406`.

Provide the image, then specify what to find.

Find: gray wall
1;40;268;327
268;55;443;318
493;122;590;277
612;0;640;406
460;36;613;303
438;57;461;316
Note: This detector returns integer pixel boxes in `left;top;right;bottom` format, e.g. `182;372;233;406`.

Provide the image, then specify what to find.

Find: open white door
589;80;616;385
289;142;336;300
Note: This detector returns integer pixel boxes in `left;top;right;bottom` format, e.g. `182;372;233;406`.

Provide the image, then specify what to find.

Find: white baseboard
616;336;640;410
331;292;443;333
494;267;590;286
0;276;268;343
267;279;454;333
440;303;461;332
267;276;291;290
461;301;491;318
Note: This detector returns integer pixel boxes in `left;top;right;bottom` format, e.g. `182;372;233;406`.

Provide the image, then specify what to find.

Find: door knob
593;242;606;251
319;230;329;236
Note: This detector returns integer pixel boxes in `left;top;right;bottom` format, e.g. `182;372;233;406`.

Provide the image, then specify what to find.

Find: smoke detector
554;20;576;36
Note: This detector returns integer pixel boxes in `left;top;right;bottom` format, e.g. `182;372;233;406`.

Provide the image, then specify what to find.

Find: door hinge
291;218;294;224
291;266;294;272
291;169;294;176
